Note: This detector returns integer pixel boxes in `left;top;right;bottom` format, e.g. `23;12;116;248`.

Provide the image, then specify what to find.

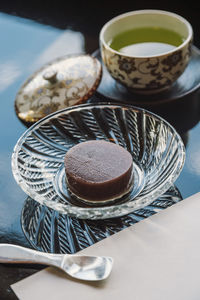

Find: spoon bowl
62;255;113;281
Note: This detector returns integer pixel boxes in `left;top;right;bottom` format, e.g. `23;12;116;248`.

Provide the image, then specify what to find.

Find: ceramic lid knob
15;54;102;124
43;70;58;84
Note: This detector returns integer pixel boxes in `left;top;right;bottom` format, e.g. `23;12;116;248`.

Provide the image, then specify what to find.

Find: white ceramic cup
100;10;193;94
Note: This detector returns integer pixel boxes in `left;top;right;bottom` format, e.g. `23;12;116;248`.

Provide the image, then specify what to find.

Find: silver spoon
0;244;113;281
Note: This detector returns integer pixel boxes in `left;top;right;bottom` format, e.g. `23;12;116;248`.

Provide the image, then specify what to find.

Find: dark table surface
1;1;200;299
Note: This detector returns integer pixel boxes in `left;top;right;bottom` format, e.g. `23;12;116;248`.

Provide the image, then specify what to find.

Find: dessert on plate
64;140;133;202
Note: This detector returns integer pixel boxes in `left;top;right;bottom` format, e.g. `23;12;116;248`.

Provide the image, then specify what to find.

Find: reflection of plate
94;45;200;105
12;103;185;219
21;185;182;253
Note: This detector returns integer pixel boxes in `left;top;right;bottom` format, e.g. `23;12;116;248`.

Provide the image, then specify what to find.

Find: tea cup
99;10;193;94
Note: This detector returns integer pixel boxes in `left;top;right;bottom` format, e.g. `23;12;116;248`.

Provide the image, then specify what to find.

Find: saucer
93;45;200;105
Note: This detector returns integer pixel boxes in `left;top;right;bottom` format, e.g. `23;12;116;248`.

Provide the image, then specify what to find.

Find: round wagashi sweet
64;140;133;202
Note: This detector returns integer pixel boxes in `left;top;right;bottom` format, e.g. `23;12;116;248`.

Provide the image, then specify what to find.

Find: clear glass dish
12;103;185;219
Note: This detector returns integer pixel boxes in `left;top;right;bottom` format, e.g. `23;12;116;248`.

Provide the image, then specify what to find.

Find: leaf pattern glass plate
12;103;185;219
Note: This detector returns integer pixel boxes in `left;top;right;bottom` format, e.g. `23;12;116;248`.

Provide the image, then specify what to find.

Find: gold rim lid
15;54;102;123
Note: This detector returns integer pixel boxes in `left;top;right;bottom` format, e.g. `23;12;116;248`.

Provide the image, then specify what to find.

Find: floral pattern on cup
101;42;191;93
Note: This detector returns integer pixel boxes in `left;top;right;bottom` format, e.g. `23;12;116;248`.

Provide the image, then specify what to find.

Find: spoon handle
0;244;61;266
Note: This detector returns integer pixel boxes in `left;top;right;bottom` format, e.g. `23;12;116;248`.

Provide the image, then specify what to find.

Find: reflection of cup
100;10;193;94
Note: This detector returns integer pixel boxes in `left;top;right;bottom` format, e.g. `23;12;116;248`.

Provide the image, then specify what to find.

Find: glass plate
12;103;185;219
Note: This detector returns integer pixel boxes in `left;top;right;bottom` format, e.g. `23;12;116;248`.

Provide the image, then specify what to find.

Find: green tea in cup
109;27;185;56
100;10;193;93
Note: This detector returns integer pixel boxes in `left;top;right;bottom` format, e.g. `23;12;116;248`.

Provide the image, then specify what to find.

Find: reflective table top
0;2;200;299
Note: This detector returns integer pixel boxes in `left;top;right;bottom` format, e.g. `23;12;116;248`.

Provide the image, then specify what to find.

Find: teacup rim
99;9;193;59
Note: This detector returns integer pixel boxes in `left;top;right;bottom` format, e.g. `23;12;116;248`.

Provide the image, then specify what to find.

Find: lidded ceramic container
100;10;193;94
15;54;102;123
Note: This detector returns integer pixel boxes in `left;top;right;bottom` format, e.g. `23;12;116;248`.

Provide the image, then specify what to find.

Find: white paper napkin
12;192;200;300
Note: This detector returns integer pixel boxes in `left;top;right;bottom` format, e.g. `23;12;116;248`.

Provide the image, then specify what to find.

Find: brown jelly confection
64;140;133;202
